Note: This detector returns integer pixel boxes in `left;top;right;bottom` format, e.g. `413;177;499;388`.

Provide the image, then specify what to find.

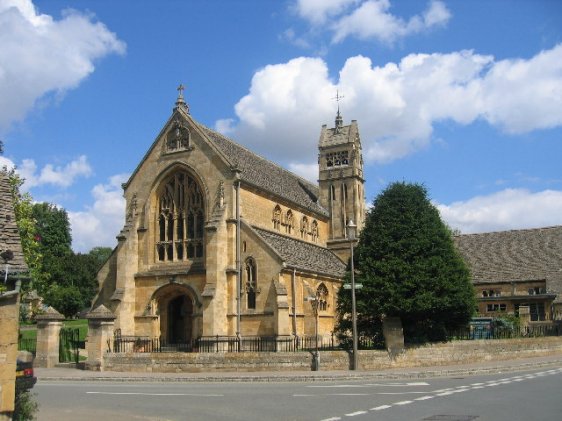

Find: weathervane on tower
332;90;345;132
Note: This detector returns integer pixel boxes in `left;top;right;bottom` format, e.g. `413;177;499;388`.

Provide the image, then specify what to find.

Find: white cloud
0;0;126;131
68;173;127;253
437;189;562;234
293;0;359;25
293;0;450;44
217;44;562;165
15;155;92;190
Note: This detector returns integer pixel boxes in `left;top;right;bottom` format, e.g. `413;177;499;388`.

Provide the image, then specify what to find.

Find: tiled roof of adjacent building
454;226;562;303
0;171;28;276
199;125;329;217
254;227;346;279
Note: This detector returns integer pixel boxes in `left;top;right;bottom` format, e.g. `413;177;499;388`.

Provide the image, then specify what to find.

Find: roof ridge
197;123;320;192
457;225;562;238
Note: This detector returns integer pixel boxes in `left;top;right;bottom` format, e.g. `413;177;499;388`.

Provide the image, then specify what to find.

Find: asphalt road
35;367;562;421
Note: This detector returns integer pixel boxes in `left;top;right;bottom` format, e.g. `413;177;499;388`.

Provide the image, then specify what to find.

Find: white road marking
394;400;413;405
328;393;371;396
309;382;428;388
86;392;223;397
376;391;426;395
345;411;367;416
370;405;392;410
414;396;434;401
314;368;562;420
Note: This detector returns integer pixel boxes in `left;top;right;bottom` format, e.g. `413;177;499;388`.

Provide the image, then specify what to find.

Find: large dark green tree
337;182;476;344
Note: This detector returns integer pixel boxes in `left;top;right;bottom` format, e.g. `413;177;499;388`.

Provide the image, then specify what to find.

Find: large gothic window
156;171;204;262
245;258;257;310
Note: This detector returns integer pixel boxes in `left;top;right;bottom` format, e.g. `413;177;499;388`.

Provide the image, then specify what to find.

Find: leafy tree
58;252;100;308
32;202;72;290
44;285;84;318
88;246;113;269
337;182;476;344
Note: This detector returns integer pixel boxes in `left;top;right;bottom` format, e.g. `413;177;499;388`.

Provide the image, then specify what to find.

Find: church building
93;87;366;344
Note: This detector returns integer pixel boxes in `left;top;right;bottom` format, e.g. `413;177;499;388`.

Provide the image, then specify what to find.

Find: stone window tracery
317;283;328;311
245;257;258;310
156;171;204;262
273;205;281;230
166;120;191;152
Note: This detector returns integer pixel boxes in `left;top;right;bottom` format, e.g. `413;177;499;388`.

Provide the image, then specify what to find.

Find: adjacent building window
486;303;506;312
245;258;257;309
156;170;204;262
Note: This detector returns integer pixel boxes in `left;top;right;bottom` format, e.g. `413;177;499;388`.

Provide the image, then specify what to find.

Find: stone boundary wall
103;337;562;372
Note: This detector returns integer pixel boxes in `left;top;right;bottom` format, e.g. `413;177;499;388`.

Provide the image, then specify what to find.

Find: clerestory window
156;170;204;262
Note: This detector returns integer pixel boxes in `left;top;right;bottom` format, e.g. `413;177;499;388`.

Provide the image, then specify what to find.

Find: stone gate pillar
519;305;531;334
84;304;115;371
35;306;65;368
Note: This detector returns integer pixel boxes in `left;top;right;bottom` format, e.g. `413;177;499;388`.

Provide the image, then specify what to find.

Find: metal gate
59;327;80;363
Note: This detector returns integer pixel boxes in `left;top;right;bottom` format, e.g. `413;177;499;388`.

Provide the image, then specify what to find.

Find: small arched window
311;220;319;242
245;258;257;310
330;185;336;201
317;283;328;311
273;205;281;230
300;217;309;240
286;210;294;234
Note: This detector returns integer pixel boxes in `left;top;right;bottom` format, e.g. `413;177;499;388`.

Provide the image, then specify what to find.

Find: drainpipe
291;268;297;336
236;180;241;338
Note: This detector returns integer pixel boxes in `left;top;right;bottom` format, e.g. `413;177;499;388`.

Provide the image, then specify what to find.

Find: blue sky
1;0;562;252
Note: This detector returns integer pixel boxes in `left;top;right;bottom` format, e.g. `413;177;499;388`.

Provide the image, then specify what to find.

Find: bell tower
318;106;365;261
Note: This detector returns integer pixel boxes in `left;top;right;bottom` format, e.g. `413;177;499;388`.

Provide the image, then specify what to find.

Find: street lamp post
305;294;320;371
347;220;358;370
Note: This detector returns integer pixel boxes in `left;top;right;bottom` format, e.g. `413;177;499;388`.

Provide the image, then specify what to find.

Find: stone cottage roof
454;226;562;303
254;227;346;279
0;171;28;278
200;126;329;217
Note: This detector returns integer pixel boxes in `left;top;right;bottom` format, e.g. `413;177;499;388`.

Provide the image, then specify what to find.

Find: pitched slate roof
199;125;329;217
454;226;562;303
254;227;346;279
0;171;28;277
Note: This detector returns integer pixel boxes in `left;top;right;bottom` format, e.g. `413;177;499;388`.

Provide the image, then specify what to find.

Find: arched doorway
167;295;193;344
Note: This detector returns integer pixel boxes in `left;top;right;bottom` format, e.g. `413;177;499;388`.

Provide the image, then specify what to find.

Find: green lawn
19;319;88;341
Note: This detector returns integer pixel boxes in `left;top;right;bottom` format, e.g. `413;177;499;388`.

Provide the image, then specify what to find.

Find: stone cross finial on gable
174;83;189;113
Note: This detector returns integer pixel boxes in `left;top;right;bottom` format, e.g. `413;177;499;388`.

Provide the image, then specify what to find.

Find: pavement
35;354;562;383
